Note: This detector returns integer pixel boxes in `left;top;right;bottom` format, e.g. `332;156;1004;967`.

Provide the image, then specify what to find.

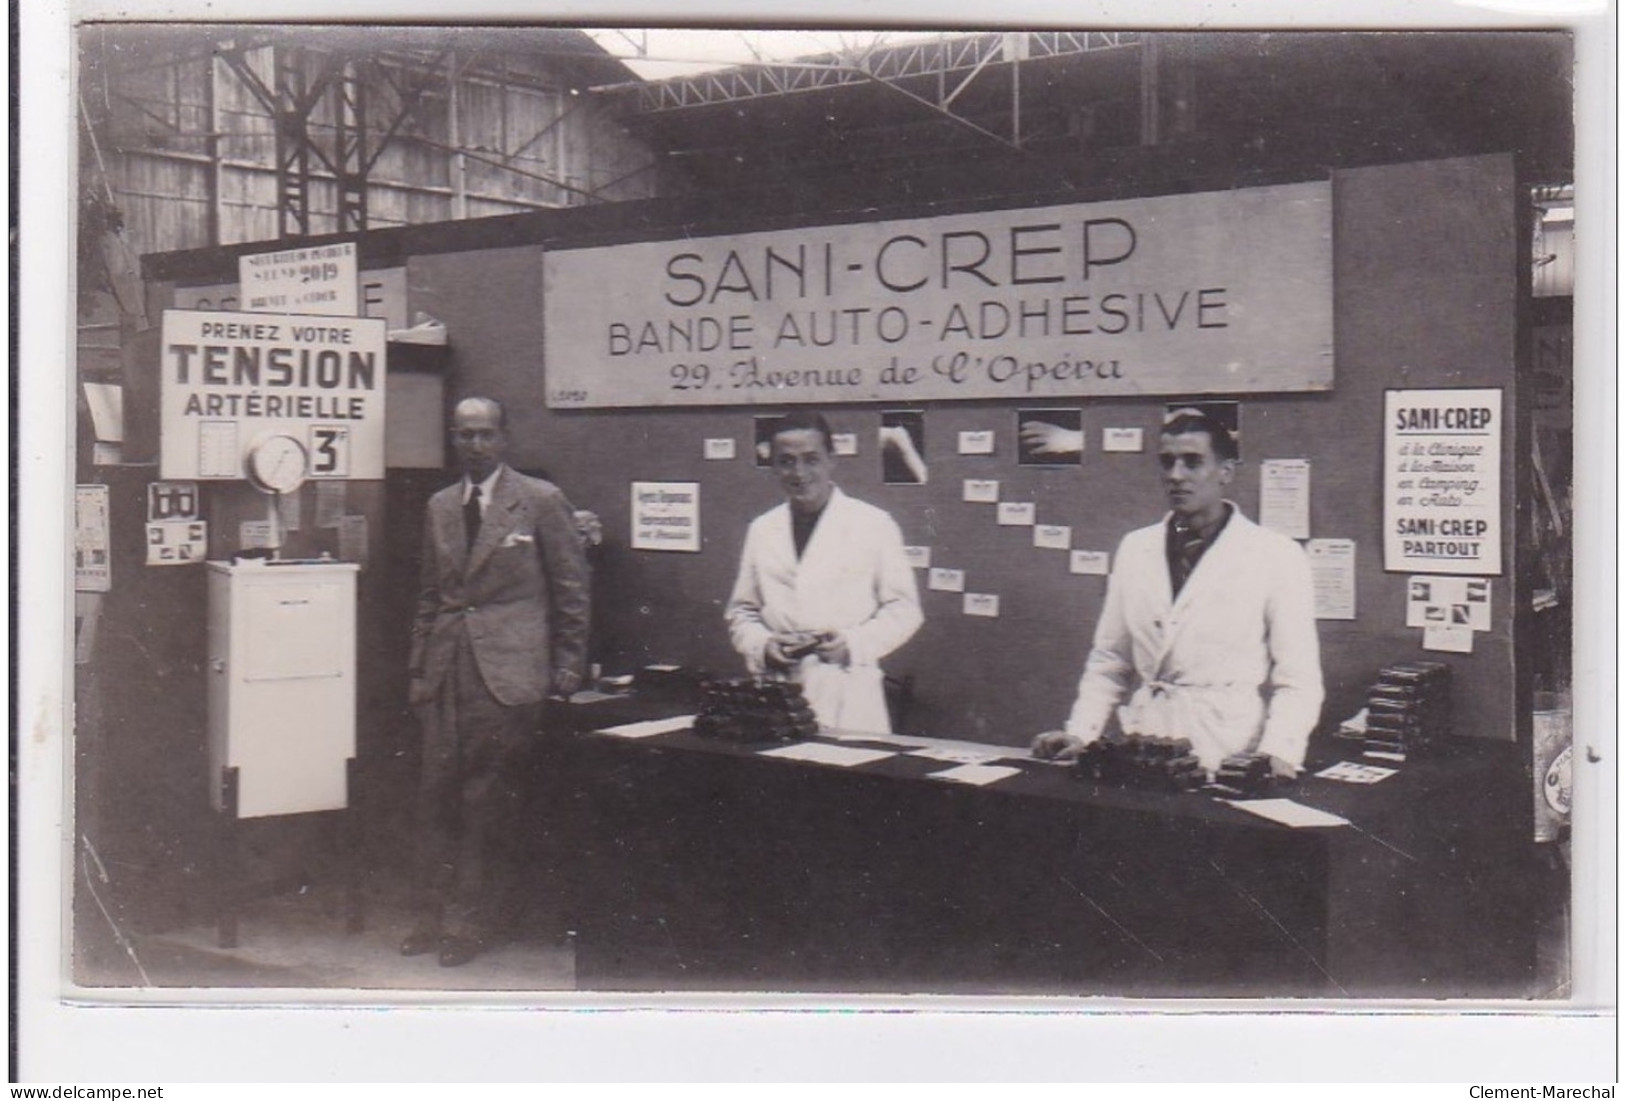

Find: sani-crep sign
159;309;388;480
542;181;1334;408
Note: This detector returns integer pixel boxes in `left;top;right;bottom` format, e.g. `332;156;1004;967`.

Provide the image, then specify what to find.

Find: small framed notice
631;481;701;553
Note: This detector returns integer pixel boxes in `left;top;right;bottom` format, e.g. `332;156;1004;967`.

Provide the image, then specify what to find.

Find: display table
535;696;1536;997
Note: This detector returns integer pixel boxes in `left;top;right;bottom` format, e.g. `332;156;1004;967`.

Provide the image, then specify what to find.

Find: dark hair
1161;410;1238;461
455;395;508;429
771;410;834;453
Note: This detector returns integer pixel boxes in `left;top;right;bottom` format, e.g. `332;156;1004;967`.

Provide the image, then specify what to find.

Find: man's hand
1019;421;1085;456
408;674;433;708
1031;730;1086;760
551;668;583;699
813;630;850;667
1268;755;1300;780
765;631;818;670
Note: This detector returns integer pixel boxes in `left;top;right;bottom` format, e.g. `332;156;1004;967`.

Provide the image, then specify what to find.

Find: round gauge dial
246;433;310;495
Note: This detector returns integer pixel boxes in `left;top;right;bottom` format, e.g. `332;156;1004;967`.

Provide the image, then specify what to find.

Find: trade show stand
525;695;1536;998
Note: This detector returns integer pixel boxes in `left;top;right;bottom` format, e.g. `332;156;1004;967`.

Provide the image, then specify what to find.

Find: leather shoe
437;934;482;968
399;926;441;957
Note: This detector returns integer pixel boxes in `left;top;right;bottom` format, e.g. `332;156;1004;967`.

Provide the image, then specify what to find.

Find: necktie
464;485;483;550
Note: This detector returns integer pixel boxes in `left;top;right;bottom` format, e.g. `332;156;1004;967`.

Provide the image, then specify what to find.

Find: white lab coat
1064;506;1324;771
726;488;923;733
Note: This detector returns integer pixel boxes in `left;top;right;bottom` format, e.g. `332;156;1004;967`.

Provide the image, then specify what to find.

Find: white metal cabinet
206;560;359;818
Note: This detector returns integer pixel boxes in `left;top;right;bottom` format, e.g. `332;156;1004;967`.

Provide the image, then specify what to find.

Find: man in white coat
726;411;923;734
1032;410;1323;775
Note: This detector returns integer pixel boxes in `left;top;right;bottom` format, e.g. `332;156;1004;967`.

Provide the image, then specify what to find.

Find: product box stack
693;676;819;745
1364;660;1453;760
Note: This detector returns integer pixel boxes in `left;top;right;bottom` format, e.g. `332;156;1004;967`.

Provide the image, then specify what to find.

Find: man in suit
405;396;590;967
726;411;922;734
1031;409;1323;775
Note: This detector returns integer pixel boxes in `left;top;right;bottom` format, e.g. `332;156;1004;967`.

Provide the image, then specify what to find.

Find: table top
553;692;1524;848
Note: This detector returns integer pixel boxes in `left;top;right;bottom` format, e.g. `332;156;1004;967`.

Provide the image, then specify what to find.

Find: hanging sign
1384;388;1502;575
542;181;1333;408
239;242;359;317
159;309;388;481
630;481;701;553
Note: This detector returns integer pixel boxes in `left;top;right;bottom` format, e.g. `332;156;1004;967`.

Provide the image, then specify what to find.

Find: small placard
1103;427;1144;453
963;593;1001;618
1034;524;1072;550
903;545;932;570
996;502;1036;526
957;430;996;455
147;481;199;522
703;438;737;460
963;479;1000;503
1070;550;1110;575
239;520;275;550
1422;623;1474;654
631;481;701;553
928;567;966;593
1407;576;1491;632
832;433;859;456
145;520;207;566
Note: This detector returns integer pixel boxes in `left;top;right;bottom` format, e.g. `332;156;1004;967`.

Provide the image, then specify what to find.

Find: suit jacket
411;465;591;707
1063;505;1324;770
725;487;922;733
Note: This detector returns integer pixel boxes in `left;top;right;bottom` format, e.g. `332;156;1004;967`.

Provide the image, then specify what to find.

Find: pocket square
500;532;535;548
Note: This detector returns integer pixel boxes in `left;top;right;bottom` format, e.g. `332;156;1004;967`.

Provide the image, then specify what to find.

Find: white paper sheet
826;729;931;748
1102;427;1143;452
962;479;1000;503
1315;761;1399;784
1223;798;1350;828
757;743;895;768
962;592;1000;617
908;745;1007;765
1070;550;1110;575
1308;537;1357;620
596;715;696;739
927;764;1022;787
1422;623;1474;653
1259;458;1311;539
957;430;995;455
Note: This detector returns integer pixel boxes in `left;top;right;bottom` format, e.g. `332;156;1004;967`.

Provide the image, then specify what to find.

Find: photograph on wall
753;413;784;467
36;16;1595;1082
1016;408;1085;466
879;410;928;484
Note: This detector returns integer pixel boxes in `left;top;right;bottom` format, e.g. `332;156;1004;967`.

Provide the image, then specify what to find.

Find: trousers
412;633;537;938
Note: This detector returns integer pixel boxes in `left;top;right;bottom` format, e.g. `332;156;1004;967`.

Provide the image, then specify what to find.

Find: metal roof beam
606;30;1141;114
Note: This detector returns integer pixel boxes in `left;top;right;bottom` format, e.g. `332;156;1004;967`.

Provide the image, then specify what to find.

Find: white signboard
239;242;359;317
542;181;1334;408
630;481;701;553
75;485;112;592
1307;537;1356;620
159;310;388;481
175;266;408;329
1384;388;1502;575
1259;458;1311;540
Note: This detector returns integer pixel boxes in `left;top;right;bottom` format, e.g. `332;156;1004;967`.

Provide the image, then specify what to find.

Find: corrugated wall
85;36;658;255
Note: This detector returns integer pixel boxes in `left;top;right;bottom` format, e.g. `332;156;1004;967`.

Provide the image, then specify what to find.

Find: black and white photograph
17;4;1614;1084
1016;407;1084;465
879;409;928;484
